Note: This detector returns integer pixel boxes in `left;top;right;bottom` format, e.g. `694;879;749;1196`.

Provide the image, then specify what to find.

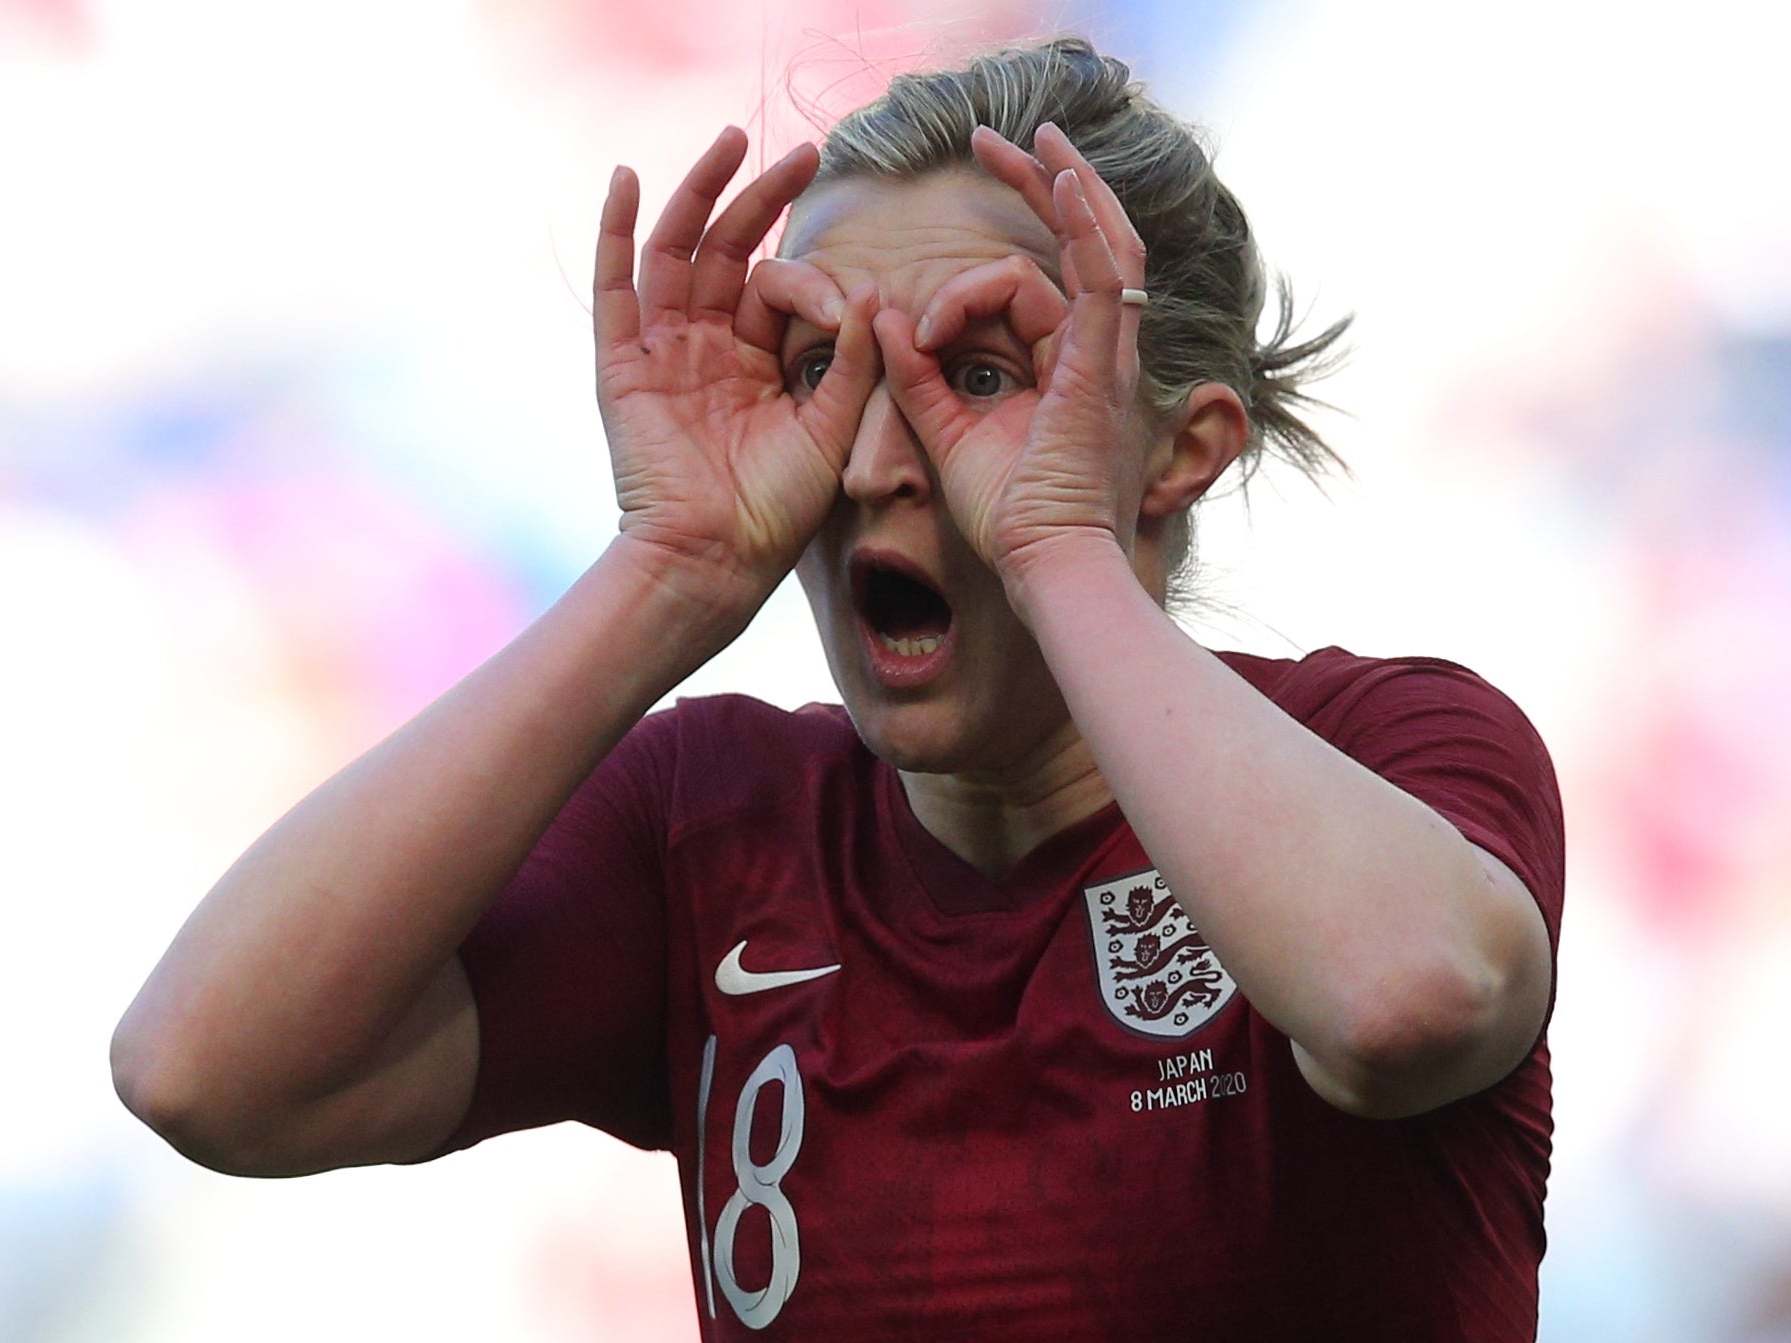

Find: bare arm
1010;542;1552;1119
110;540;744;1176
887;125;1552;1120
112;126;879;1177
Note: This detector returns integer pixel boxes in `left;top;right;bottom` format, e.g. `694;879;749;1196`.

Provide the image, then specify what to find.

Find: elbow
110;1011;217;1167
1300;845;1554;1120
111;1002;182;1138
1358;970;1498;1112
111;1010;283;1177
1301;959;1506;1120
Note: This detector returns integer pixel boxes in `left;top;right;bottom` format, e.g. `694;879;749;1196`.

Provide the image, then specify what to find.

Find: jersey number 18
696;1035;807;1330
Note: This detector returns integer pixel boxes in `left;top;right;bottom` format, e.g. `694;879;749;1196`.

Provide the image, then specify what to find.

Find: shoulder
1218;642;1563;907
1218;644;1547;750
1236;643;1567;961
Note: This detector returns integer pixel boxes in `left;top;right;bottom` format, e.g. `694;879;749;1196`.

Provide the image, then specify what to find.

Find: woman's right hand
594;127;879;619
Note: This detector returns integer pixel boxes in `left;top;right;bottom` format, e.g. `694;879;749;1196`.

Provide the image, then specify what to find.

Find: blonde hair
810;36;1352;612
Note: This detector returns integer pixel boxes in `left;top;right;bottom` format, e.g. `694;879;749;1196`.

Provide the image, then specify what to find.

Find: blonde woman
114;37;1564;1342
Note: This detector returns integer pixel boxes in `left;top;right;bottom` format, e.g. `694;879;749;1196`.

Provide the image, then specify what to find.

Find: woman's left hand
871;121;1150;590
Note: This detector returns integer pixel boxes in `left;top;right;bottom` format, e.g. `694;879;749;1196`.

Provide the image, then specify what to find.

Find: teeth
877;632;943;657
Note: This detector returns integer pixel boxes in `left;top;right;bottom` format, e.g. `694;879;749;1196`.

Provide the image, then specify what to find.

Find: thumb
871;308;971;464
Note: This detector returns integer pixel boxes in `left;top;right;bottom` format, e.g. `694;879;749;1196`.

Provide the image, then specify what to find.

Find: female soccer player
114;37;1565;1342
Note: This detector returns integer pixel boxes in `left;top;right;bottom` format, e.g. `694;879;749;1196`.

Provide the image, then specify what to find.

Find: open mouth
851;555;954;658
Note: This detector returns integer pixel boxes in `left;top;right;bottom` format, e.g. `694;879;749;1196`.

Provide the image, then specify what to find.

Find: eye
788;349;833;395
948;360;1014;399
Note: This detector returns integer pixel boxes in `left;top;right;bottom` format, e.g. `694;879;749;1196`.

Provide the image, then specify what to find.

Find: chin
841;696;972;773
843;681;1057;778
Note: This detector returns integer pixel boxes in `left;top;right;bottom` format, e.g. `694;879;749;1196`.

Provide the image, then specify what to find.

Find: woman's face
783;169;1159;776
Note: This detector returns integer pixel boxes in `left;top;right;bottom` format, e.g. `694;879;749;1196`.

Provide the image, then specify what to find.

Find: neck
897;720;1114;880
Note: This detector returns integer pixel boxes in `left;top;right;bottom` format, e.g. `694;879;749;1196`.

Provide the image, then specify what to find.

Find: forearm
113;536;746;1127
1008;540;1498;1096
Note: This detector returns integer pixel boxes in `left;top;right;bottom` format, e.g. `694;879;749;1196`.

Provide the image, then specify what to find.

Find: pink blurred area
479;0;1041;90
121;468;526;753
1456;256;1791;940
4;2;1789;1341
0;0;91;51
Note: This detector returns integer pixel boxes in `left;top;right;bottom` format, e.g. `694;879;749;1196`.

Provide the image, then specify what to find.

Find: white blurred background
4;0;1788;1338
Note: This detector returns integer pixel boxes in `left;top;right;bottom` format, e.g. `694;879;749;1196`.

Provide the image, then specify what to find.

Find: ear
1138;382;1248;519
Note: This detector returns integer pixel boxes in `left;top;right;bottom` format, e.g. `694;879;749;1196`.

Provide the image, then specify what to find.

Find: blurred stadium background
4;0;1788;1338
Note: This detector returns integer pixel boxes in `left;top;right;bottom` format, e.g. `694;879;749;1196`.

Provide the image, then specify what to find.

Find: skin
108;122;1550;1179
589;121;1244;879
778;156;1243;874
724;137;1549;1118
784;175;1095;778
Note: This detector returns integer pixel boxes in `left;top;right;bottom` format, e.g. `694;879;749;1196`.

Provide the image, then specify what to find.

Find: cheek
794;550;831;620
795;544;860;646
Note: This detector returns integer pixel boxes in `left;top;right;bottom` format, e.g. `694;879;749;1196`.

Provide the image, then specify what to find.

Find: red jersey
428;645;1566;1341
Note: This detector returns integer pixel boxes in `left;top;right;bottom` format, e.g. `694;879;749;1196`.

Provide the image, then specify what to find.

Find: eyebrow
779;307;1036;367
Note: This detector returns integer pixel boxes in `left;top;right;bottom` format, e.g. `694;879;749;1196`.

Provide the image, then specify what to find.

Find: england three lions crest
1082;870;1238;1038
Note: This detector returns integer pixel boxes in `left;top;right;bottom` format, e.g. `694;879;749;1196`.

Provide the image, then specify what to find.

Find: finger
801;284;881;461
687;143;821;322
734;258;846;356
1035;130;1144;358
969;125;1057;225
913;255;1068;354
871;308;971;461
638;126;749;320
1053;168;1124;385
594;165;642;351
1034;122;1148;285
968;124;1082;296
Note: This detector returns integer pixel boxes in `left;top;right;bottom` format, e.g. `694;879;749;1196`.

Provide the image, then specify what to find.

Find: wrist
998;529;1139;631
591;534;766;663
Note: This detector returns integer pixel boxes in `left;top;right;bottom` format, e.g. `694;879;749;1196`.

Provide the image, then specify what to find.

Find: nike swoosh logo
715;939;842;996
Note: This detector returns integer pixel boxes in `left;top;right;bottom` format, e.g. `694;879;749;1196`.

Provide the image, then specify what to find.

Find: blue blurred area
0;1161;132;1343
1092;0;1251;88
1721;333;1791;470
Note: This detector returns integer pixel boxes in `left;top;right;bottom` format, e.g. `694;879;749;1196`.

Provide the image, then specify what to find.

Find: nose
841;384;934;506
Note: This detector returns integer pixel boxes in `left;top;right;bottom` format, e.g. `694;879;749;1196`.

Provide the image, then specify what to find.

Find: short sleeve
421;706;681;1157
1302;652;1567;1028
